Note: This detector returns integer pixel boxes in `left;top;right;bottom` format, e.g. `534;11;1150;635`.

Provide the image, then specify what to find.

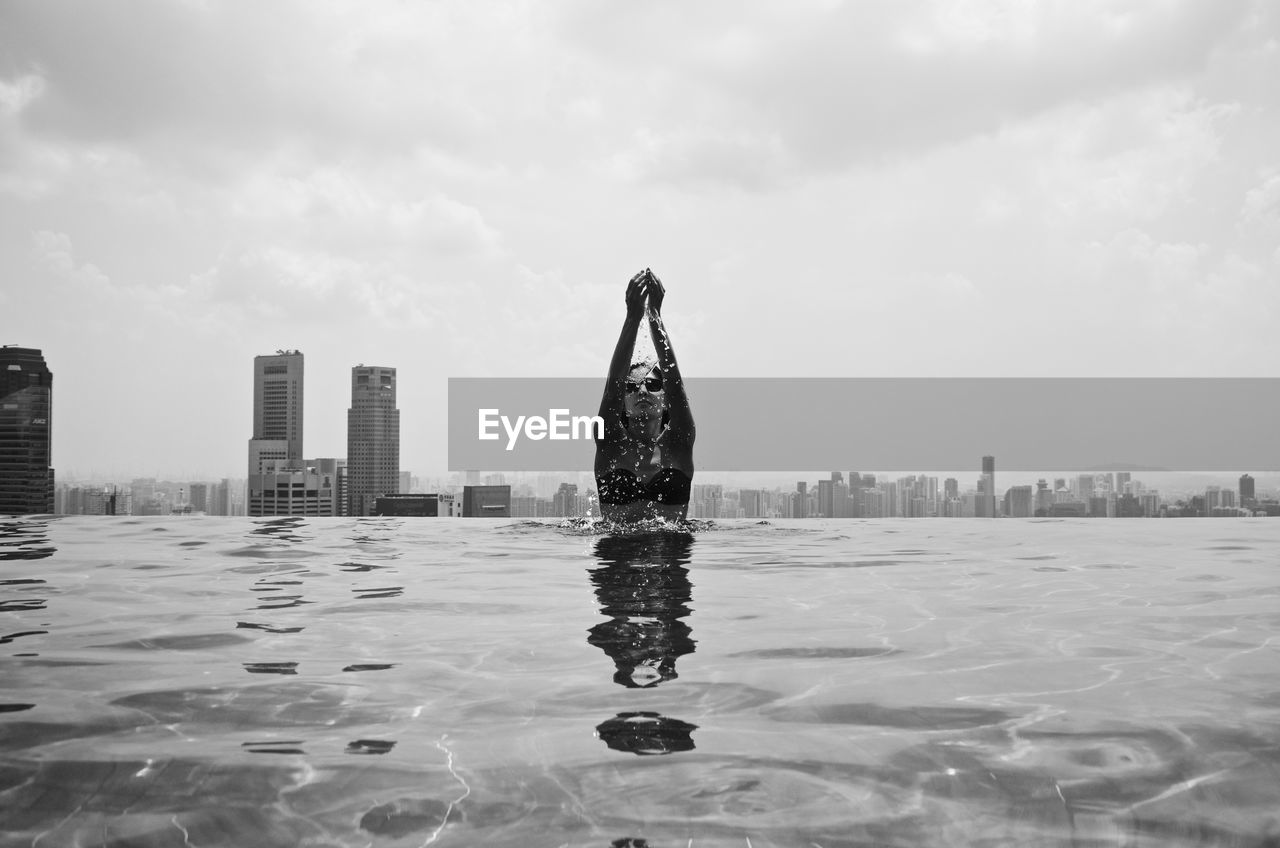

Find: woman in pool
595;269;695;522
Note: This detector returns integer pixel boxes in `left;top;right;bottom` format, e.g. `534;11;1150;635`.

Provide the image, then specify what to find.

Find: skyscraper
978;455;996;517
247;350;304;517
248;351;304;474
0;346;54;515
347;365;400;516
1240;473;1255;506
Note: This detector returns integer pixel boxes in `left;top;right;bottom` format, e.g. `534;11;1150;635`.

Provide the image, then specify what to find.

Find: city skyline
4;4;1278;480
45;465;1280;519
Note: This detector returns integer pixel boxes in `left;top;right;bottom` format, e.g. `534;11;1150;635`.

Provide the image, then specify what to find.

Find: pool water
2;516;1279;846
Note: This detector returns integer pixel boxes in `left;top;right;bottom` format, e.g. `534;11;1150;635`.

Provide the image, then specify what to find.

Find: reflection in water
596;712;698;756
243;662;298;675
589;531;700;769
587;532;696;689
346;739;396;755
250;516;307;543
1;520;54;654
0;517;56;560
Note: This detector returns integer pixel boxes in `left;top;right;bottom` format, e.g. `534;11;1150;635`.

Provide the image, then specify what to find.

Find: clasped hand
625;268;665;316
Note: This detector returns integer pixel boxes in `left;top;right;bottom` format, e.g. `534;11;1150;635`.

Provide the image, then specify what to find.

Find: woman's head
624;361;667;432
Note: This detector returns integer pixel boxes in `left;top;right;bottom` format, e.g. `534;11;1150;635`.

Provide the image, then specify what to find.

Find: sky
2;1;1278;481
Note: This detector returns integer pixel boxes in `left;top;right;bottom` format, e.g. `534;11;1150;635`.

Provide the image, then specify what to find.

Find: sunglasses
625;374;664;393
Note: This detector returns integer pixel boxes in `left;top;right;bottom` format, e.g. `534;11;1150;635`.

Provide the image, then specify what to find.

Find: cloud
554;2;1255;186
610;128;793;191
1241;173;1280;223
229;164;503;261
0;73;44;115
31;229;111;288
1076;228;1276;361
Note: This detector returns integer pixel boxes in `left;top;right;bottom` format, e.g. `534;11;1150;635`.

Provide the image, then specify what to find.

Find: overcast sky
3;1;1277;481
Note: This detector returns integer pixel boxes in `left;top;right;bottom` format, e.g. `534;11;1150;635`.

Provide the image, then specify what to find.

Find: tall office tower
188;483;209;513
248;351;304;475
1239;473;1255;506
247;350;304;516
817;477;834;518
1006;485;1034;518
978;455;996;517
0;346;54;515
1075;474;1095;505
209;479;230;515
1035;479;1051;514
347;365;400;516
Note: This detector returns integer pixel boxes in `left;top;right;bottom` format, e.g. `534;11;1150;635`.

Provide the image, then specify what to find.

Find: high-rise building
1;346;54;515
247;351;305;516
347;365;400;516
1239;473;1255;506
188;483;209;513
1005;485;1034;518
209;479;231;516
1035;479;1051;515
1075;474;1095;503
248;350;303;474
978;455;996;517
818;476;836;518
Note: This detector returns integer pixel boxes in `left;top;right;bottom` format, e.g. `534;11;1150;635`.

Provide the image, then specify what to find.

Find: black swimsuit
596;468;692;506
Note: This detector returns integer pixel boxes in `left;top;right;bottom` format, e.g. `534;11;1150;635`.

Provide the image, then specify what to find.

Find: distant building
463;485;511;517
0;346;54;515
553;483;579;517
374;494;438;516
347;365;400;516
1075;474;1095;503
438;492;462;517
248;461;337;517
188;483;208;513
208;479;231;516
247;351;304;516
311;458;346;516
58;485;131;516
979;455;996;518
1205;486;1235;513
1005;485;1034;518
511;495;540;517
1240;474;1255;506
1034;479;1052;515
1116;494;1144;517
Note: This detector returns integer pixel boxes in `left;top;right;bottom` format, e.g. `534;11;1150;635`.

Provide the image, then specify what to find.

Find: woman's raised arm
597;271;648;428
643;270;694;445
